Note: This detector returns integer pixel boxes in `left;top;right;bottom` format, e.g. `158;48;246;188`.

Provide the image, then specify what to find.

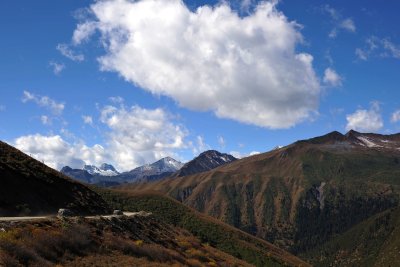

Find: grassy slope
0;141;110;216
0;214;253;266
301;206;400;266
94;188;311;267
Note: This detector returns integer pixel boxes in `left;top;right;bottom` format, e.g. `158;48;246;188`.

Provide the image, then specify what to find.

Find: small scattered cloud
72;21;97;45
49;61;65;75
345;102;383;132
323;67;342;87
56;43;84;62
391;110;400;123
40;115;51;125
109;96;124;104
218;136;225;149
382;39;400;59
340;18;356;32
82;115;93;125
356;36;400;61
191;136;210;155
230;150;260;159
22;90;65;115
0;105;5;111
70;0;320;129
323;5;356;39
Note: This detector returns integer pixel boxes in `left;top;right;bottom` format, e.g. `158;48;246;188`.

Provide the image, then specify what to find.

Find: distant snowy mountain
175;150;237;177
120;157;184;182
83;163;119;176
61;157;183;186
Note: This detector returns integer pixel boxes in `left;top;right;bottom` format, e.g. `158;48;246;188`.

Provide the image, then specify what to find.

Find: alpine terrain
123;130;400;266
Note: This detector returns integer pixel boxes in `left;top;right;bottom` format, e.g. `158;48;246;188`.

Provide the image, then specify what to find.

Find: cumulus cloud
71;0;320;128
22;90;65;115
14;134;108;170
56;43;84;62
100;104;187;170
345;102;383;132
391;110;400;123
49;61;65;75
15;104;187;171
323;67;342;87
82;115;93;125
324;5;356;38
356;37;400;61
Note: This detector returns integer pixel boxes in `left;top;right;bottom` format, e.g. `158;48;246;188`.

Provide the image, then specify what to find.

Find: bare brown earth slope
0;141;110;216
121;130;400;264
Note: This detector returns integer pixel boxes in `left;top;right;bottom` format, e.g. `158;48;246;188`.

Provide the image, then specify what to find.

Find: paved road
0;216;48;222
0;211;151;222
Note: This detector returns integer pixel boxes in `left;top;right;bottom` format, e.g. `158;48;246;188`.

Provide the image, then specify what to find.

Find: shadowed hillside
0;141;110;216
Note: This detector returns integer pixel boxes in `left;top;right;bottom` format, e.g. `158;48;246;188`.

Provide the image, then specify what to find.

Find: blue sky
1;0;400;171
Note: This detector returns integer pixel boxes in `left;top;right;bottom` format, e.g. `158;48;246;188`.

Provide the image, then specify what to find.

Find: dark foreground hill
0;141;110;216
95;189;310;267
122;130;400;265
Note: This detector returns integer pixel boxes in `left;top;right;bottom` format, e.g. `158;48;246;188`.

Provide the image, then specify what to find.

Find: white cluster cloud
323;67;342;87
100;104;187;170
356;37;400;61
345;102;383;132
22;90;65;115
0;105;5;111
49;61;65;75
72;0;320;128
14;134;108;170
15;104;187;171
324;5;356;38
56;43;84;62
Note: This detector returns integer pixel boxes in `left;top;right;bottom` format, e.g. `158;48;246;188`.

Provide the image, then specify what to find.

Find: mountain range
122;130;400;266
61;150;236;186
61;157;183;185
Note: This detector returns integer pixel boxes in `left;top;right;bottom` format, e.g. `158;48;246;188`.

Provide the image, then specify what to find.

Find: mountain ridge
175;150;237;177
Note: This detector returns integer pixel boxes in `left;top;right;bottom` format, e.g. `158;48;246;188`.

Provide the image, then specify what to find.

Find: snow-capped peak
83;163;119;176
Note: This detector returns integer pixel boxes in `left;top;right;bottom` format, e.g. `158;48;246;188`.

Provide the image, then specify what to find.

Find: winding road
0;212;150;222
